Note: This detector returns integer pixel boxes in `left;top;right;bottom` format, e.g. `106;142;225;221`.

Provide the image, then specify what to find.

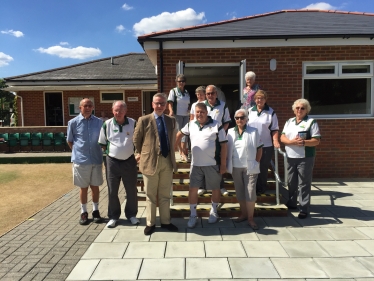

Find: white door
239;59;246;102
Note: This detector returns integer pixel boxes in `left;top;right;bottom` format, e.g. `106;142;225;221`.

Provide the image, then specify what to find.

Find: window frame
302;61;374;119
100;91;125;103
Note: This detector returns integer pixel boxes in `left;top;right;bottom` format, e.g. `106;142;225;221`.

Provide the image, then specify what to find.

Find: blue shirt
67;114;103;165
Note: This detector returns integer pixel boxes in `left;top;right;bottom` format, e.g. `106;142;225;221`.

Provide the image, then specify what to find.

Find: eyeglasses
206;92;216;96
153;102;166;106
177;80;185;83
296;107;305;110
234;116;246;120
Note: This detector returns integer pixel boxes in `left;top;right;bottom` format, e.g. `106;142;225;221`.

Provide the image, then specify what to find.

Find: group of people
67;71;321;235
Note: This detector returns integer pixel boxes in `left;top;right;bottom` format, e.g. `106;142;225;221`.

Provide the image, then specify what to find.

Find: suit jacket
133;113;177;176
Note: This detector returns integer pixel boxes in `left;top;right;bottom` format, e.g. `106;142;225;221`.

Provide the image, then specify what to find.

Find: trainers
92;210;102;223
208;212;219;224
106;219;117;228
129;217;140;225
187;216;197;228
220;188;229;196
197;189;206;196
79;212;88;225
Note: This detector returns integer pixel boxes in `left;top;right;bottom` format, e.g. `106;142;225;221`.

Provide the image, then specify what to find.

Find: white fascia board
143;38;374;50
6;84;158;91
6;80;157;86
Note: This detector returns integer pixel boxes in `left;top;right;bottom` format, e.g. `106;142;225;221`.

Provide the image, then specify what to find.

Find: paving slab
356;217;374;226
186;258;231;279
123;242;166;259
228;257;280;278
256;227;296;240
280;241;330;257
317;241;372;257
90;258;142;280
355;240;374;255
186;228;222;241
325;227;371;240
356;227;374;239
113;229;151;242
271;257;328;278
66;259;100;280
93;229;118;243
314;257;374;278
328;217;369;227
288;228;334;241
150;231;186;242
81;243;128;259
165;241;205;258
205;241;246;257
220;227;258;241
262;217;301;228
242;241;288;257
201;217;235;228
138;258;185;280
356;257;374;274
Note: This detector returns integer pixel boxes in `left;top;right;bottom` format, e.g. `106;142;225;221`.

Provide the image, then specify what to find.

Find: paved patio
1;168;374;280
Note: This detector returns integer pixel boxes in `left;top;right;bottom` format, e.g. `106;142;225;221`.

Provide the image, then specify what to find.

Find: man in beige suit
133;93;178;235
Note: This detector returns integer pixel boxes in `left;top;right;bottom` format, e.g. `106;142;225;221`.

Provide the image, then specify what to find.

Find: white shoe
129;217;140;225
208;212;219;224
220;188;229;196
187;216;197;228
106;219;117;228
198;189;206;196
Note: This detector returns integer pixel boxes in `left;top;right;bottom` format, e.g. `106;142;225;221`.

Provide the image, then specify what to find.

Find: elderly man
176;103;227;227
67;98;103;225
98;101;139;228
133;93;178;235
198;84;231;196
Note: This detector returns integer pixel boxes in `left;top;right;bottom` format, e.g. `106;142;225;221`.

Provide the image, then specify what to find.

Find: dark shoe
233;217;247;223
144;225;156;235
298;212;308;219
286;203;298;210
248;221;259;230
161;223;178;232
92;210;102;223
79;212;89;225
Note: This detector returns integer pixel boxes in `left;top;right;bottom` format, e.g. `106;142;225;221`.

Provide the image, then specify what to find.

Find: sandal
298;212;308;219
233;217;247;223
248;221;259;230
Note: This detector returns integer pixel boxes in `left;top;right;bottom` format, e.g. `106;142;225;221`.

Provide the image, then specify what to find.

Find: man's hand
135;154;141;163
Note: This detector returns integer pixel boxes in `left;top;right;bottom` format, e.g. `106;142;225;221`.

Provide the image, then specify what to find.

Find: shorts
73;163;103;188
190;165;221;190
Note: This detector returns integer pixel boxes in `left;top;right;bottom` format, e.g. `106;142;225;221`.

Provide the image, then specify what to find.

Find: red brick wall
158;45;374;178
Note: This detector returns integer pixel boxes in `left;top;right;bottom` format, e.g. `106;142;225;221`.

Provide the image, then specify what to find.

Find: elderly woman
241;71;260;110
227;109;263;229
280;99;321;219
247;90;280;193
168;74;190;161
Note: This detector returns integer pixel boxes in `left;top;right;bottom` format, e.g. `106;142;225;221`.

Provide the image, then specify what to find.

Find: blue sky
1;0;374;78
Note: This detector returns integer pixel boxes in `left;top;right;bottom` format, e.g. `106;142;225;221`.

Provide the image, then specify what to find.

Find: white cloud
133;8;206;36
116;25;126;33
226;12;237;19
59;42;69;46
0;52;14;67
35;45;101;59
1;29;24;37
303;2;337;10
122;3;133;10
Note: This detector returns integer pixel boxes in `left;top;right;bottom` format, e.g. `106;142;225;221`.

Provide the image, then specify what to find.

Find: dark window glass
304;78;371;115
342;65;371;74
306;65;335;74
102;93;123;101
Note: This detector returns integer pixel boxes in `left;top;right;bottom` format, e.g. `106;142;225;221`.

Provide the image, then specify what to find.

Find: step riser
170;183;276;191
170;210;287;217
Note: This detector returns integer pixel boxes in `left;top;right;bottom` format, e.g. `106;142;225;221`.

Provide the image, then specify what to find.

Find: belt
107;154;134;162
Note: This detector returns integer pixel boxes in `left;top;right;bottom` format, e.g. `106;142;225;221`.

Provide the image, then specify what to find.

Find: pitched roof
5;53;156;81
138;10;374;42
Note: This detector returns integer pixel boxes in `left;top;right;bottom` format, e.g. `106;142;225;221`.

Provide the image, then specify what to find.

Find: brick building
137;10;374;178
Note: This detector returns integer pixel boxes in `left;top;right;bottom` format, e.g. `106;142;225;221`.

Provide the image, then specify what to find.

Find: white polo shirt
247;104;279;147
168;87;190;116
204;99;231;126
282;115;321;158
180;117;227;166
98;117;136;160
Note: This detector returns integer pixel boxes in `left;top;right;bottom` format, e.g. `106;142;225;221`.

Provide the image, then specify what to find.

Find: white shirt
282;115;321;158
168;87;190;116
204;99;231;126
247;104;279;147
181;117;227;166
98;117;136;160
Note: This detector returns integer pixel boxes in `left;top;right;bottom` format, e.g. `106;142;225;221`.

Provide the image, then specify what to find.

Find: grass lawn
0;163;74;235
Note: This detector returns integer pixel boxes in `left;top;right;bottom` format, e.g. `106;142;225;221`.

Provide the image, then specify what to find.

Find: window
100;92;124;103
303;62;373;117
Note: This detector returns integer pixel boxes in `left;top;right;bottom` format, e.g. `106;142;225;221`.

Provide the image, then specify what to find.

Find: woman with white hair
241;71;260;110
227;109;263;229
280;99;321;219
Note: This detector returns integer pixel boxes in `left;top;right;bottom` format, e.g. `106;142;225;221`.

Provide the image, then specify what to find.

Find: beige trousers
143;154;173;226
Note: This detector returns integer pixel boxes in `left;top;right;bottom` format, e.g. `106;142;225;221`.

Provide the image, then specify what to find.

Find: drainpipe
15;93;24;127
159;41;164;92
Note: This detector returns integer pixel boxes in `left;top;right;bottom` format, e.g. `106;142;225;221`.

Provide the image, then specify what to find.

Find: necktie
156;116;169;158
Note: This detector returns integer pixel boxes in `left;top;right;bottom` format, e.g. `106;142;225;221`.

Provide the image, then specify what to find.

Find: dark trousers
106;155;138;220
256;146;274;193
286;157;315;214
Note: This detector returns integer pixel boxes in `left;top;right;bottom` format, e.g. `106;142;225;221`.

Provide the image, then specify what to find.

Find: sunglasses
296;107;305;110
177;80;185;83
234;116;246;120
